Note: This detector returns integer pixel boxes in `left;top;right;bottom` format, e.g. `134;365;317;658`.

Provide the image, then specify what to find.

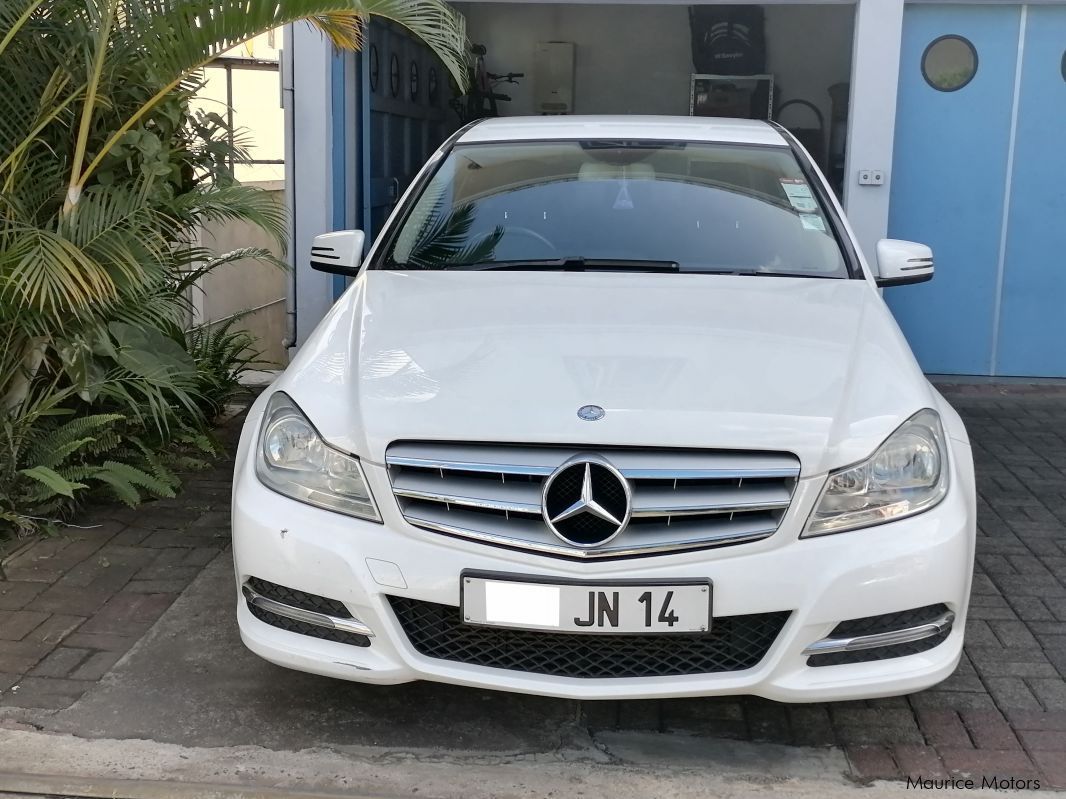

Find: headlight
803;409;948;537
255;392;381;522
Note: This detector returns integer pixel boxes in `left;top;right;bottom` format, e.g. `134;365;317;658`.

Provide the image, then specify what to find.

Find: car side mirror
875;239;934;288
310;230;366;277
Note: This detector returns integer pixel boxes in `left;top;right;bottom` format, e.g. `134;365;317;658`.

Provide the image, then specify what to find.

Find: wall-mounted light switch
858;169;886;186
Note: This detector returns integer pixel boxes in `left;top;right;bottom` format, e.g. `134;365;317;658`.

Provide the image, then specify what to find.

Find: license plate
460;572;712;634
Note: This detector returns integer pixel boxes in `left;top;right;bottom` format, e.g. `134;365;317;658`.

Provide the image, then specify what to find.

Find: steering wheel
499;226;558;254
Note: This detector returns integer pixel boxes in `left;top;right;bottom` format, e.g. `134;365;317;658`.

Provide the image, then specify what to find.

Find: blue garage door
888;4;1066;377
995;5;1066;376
362;21;449;239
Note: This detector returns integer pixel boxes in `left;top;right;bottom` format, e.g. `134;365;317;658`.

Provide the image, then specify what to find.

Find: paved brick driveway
2;386;1066;789
0;428;236;710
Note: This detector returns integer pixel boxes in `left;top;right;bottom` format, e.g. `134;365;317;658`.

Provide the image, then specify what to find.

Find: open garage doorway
360;3;857;240
451;2;854;191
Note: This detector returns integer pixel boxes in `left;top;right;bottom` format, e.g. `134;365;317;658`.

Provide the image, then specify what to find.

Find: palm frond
76;0;468;186
0;1;46;59
404;197;504;269
169;183;287;244
357;0;467;88
173;246;287;294
0;225;119;313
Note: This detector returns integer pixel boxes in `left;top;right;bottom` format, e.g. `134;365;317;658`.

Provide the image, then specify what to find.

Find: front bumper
231;428;977;702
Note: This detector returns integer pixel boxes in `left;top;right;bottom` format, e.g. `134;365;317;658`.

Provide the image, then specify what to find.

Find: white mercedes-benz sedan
231;116;975;702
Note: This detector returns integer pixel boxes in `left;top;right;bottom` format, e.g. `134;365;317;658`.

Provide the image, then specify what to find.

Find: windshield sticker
780;179;818;213
800;213;827;232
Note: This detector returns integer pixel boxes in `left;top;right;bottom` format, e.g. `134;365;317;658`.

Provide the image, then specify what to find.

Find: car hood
280;271;934;476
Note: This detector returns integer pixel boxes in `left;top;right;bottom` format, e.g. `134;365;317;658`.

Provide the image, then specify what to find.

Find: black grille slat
389;596;789;678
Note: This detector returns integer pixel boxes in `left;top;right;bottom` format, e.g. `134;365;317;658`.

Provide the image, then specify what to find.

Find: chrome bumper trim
242;583;374;638
802;610;955;656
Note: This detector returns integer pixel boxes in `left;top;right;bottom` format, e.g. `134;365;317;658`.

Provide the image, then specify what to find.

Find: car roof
455;115;788;147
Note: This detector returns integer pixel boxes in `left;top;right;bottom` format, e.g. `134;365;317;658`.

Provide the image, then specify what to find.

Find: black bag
689;6;767;76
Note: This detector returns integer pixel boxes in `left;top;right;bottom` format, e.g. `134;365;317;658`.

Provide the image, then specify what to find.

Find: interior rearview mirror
310;230;366;277
875;239;934;288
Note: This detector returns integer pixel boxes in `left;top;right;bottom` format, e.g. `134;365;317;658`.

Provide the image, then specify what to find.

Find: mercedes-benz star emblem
577;404;605;421
542;456;631;547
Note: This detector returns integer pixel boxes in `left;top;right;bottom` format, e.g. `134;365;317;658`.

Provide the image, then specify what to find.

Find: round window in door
389;53;401;97
369;45;379;93
922;35;978;92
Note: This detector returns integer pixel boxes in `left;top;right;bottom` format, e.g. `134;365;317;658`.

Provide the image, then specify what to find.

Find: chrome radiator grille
386;443;800;559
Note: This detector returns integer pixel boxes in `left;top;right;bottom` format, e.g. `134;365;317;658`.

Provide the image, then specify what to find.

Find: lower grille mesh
389;596;789;678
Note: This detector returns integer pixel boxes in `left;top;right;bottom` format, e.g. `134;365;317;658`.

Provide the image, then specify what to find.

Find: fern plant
185;314;270;421
0;389;199;535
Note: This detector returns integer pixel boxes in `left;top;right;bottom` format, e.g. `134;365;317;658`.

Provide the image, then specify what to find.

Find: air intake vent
389;596;789;678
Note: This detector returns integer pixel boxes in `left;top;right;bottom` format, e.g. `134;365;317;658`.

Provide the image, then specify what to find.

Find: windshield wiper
686;269;839;279
458;258;680;273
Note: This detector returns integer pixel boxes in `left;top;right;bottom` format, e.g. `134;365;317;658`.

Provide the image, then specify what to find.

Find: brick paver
2;386;1066;788
0;418;238;712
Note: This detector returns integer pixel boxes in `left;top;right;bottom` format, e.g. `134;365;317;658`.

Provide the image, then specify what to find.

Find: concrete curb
0;772;386;799
0;727;1042;799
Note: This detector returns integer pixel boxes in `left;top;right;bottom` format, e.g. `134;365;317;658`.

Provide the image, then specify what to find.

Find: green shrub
0;0;468;539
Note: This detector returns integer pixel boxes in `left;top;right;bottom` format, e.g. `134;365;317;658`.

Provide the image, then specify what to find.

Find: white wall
455;2;853;130
285;22;336;350
455;4;692;115
197;184;289;364
843;0;904;267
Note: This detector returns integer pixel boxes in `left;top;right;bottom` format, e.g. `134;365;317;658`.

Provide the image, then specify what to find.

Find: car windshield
380;140;850;277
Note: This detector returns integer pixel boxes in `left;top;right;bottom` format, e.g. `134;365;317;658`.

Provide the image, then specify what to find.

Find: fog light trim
803;609;954;656
242;582;374;637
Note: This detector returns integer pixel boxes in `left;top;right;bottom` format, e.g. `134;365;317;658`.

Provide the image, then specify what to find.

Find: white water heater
533;41;575;114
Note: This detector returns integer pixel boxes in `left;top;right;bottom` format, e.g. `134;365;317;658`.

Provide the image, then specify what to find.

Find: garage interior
450;3;855;195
